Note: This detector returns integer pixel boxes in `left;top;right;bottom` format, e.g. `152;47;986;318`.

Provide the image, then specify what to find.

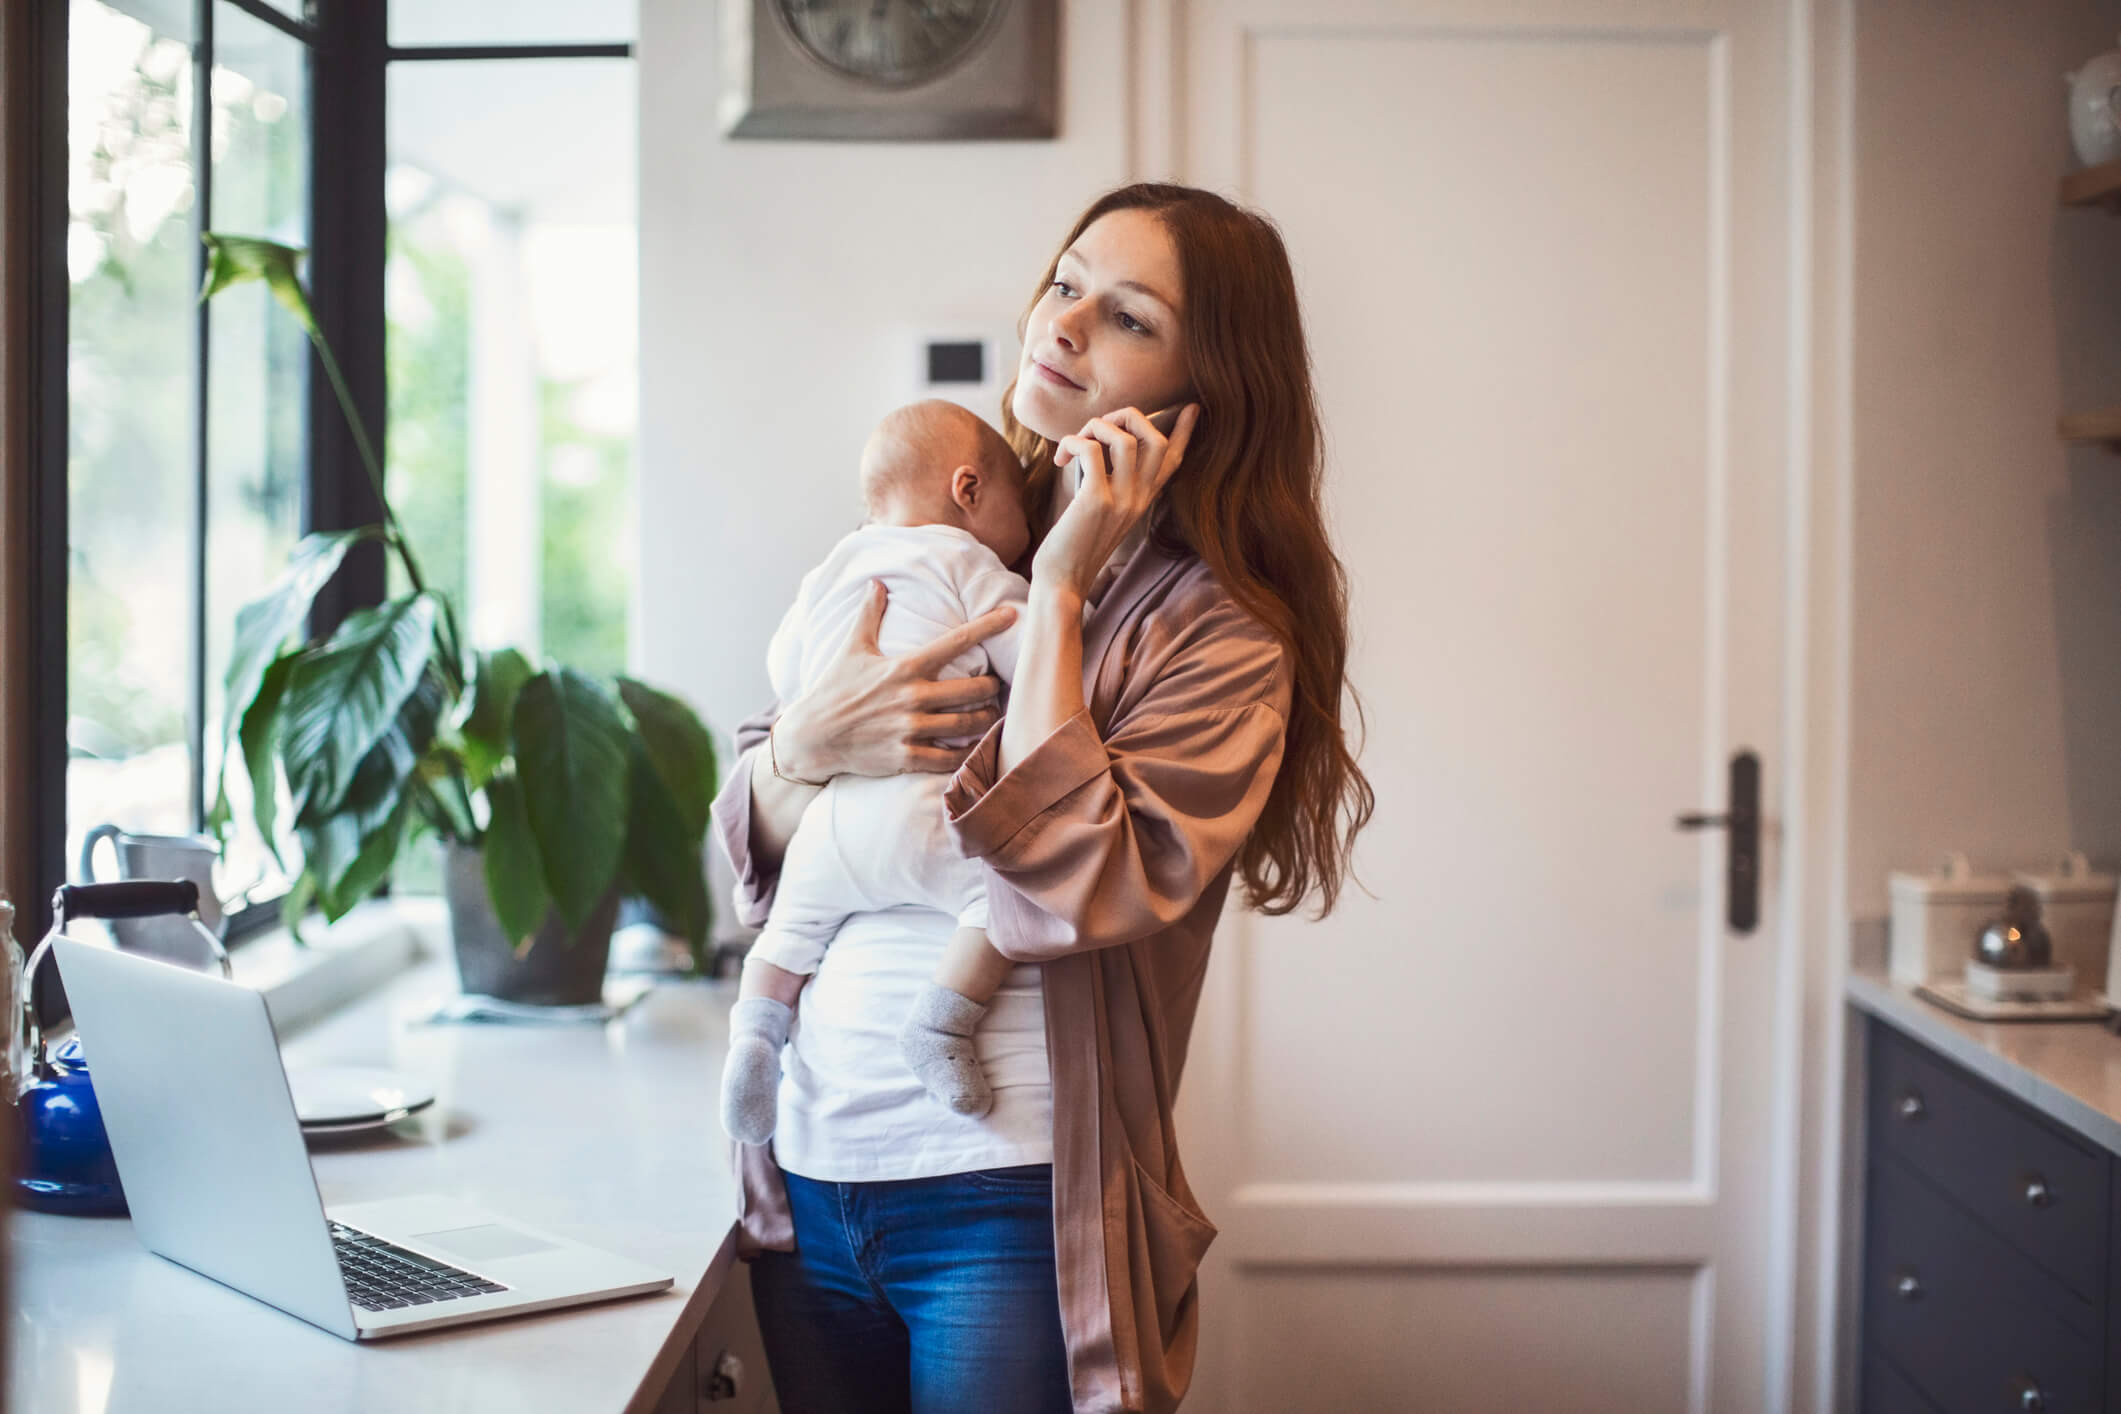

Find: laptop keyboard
330;1222;510;1312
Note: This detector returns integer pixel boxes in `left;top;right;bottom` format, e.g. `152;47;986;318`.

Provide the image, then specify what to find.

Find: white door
1172;0;1797;1409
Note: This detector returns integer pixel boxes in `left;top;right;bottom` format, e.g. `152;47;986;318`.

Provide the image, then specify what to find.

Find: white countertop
9;949;745;1414
1846;966;2121;1154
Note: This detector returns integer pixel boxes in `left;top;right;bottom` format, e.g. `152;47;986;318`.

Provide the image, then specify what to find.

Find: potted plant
200;234;715;1003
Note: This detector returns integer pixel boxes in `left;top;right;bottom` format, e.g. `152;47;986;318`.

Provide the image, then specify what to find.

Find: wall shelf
2059;159;2121;209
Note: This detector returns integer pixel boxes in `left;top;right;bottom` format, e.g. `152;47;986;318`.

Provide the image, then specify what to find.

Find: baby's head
859;400;1031;568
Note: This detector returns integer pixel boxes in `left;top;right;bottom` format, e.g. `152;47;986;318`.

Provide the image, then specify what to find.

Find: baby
719;399;1033;1147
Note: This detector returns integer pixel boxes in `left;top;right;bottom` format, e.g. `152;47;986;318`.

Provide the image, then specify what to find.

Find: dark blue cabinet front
1860;1018;2114;1413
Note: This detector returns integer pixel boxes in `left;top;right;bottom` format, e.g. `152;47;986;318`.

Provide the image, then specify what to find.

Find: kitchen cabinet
1859;1016;2115;1411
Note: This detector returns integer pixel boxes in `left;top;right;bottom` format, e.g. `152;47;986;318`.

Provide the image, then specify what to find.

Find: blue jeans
750;1164;1073;1414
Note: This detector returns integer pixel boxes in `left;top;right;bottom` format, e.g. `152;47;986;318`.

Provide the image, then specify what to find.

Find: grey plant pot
442;842;618;1006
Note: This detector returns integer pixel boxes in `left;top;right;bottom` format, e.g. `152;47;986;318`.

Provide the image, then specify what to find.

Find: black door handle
1675;750;1759;934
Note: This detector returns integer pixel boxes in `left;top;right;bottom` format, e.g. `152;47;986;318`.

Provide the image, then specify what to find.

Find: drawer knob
2015;1375;2047;1411
1892;1269;1923;1301
1896;1090;1926;1121
2022;1174;2053;1208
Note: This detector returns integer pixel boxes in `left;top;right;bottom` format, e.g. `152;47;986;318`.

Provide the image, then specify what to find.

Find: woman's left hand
1034;403;1201;600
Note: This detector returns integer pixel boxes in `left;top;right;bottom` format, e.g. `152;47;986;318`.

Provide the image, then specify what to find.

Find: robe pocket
1128;1152;1219;1348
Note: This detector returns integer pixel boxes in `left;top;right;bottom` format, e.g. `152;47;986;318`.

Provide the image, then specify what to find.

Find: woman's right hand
770;580;1017;781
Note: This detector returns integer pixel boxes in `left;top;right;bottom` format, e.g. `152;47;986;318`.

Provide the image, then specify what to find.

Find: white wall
636;1;1134;890
1844;0;2121;925
1792;5;2121;1407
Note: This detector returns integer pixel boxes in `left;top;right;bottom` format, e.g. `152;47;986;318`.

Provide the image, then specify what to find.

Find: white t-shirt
762;522;1052;1182
773;902;1054;1182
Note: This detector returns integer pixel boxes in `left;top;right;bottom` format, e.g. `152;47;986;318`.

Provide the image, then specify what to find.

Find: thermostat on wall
926;339;987;386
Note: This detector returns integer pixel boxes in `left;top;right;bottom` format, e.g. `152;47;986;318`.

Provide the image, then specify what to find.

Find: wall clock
720;0;1058;140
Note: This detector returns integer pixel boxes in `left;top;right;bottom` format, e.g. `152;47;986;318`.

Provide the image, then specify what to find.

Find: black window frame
26;0;632;948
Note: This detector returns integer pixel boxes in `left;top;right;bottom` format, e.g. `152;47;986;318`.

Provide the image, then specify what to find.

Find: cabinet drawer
1871;1021;2111;1302
1865;1355;1944;1414
1867;1155;2102;1413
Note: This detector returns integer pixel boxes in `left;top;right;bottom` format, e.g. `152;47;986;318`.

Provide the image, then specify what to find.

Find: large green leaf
307;666;447;829
217;529;366;796
280;595;436;822
293;668;445;919
296;815;361;922
482;772;551;951
305;796;409;923
239;651;299;868
511;668;629;928
622;739;711;952
413;765;479;844
459;647;534;787
616;677;718;839
334;797;410;919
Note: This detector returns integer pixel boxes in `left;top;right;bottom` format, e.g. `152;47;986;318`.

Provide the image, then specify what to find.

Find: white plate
298;1109;431;1137
286;1065;436;1128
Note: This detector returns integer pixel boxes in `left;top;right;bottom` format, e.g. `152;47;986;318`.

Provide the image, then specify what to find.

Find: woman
709;182;1374;1414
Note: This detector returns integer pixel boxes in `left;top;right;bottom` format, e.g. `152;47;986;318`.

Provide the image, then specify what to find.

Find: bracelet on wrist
767;720;829;788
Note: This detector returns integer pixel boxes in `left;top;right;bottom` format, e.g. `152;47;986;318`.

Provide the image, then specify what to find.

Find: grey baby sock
721;997;793;1145
898;983;993;1118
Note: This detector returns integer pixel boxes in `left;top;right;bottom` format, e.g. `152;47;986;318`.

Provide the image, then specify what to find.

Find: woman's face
1012;209;1194;444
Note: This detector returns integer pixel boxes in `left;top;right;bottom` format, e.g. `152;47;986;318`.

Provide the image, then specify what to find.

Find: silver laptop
52;937;674;1340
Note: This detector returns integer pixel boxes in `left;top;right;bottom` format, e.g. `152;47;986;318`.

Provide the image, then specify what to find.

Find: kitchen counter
9;947;746;1414
1846;965;2121;1153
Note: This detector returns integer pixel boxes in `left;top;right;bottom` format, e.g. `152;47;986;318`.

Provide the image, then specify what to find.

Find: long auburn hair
1001;183;1374;919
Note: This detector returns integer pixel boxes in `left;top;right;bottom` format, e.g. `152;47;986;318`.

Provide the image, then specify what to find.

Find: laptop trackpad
410;1223;560;1262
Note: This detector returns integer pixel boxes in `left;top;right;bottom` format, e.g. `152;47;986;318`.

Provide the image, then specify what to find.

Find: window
384;57;638;679
382;28;638;894
48;0;637;935
205;3;310;910
65;0;313;932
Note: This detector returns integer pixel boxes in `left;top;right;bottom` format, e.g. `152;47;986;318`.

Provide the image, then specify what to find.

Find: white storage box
2012;851;2116;985
1888;853;2011;986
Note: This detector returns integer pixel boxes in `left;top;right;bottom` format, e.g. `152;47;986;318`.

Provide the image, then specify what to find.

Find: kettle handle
54;881;199;922
18;931;62;1092
16;882;228;1099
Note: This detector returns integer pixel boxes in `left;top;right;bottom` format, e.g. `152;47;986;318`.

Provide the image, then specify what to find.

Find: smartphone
1062;404;1189;490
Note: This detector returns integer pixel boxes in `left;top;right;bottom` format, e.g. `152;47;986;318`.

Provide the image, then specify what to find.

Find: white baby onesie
747;523;1028;978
